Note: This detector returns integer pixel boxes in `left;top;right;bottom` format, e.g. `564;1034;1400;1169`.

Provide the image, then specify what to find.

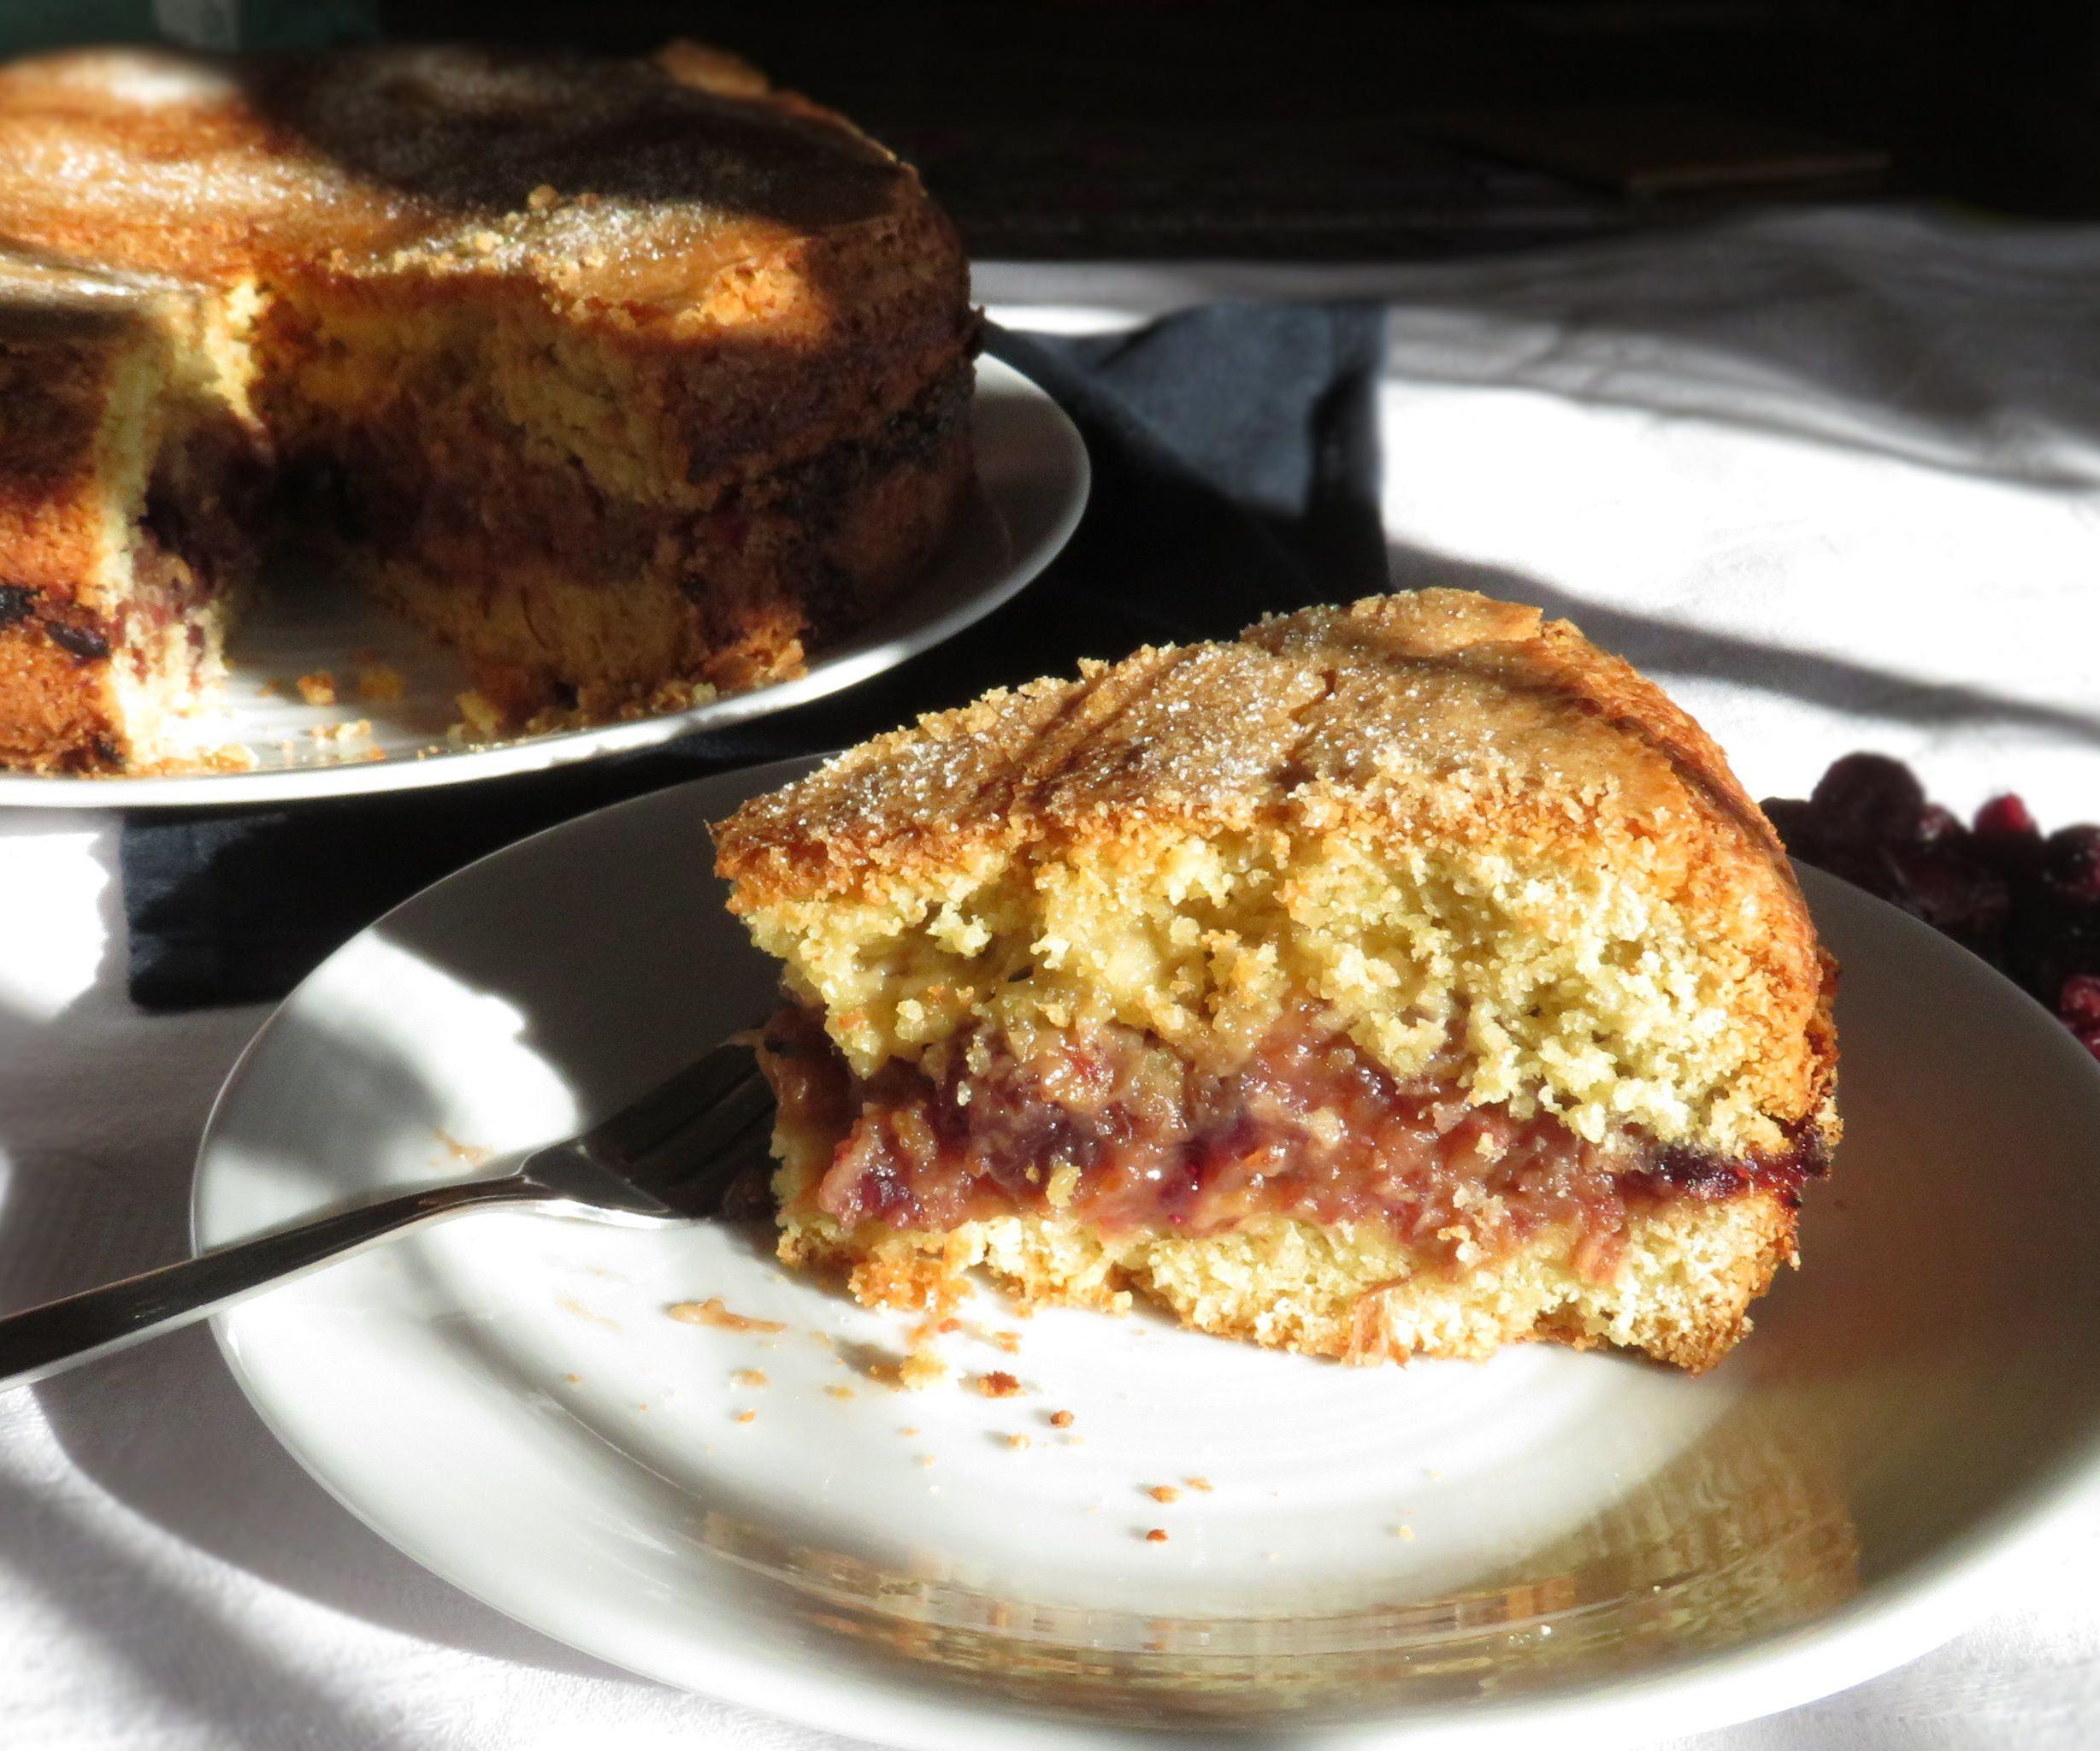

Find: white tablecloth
4;207;2098;1749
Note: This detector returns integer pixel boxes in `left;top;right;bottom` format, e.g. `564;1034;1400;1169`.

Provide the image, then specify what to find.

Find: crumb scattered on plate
971;1370;1023;1399
1143;1528;1169;1544
1185;1476;1213;1493
883;1348;946;1390
453;688;504;737
1048;1409;1075;1429
1146;1484;1181;1505
356;663;406;703
824;1384;856;1400
731;1368;769;1388
556;1295;618;1330
668;1297;785;1334
293;670;338;706
434;1128;492;1166
1005;1433;1031;1451
734;1409;757;1424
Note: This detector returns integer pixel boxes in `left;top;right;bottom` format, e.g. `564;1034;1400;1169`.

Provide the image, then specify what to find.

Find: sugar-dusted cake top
718;590;1791;900
0;43;939;313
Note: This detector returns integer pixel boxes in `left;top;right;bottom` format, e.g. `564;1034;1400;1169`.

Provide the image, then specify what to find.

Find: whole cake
716;591;1839;1372
0;42;976;772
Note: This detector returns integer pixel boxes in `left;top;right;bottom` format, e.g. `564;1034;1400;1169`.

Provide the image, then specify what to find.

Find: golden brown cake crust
0;43;935;303
720;592;1790;908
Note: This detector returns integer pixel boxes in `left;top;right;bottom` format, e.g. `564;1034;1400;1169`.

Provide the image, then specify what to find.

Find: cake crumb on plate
668;1298;785;1334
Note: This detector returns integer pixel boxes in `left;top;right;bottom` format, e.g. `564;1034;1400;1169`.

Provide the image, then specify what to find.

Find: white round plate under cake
192;760;2100;1748
0;357;1086;809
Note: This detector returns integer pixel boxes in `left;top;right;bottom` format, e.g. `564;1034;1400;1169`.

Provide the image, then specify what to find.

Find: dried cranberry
1760;797;1821;856
1974;793;2040;840
2062;974;2100;1030
1808;839;1898;902
2043;826;2100;905
1808;753;1926;843
44;619;111;662
1153;1141;1215;1221
0;583;35;627
2013;911;2100;1017
1916;804;1965;843
1879;842;2009;952
850;1158;913;1225
1643;1147;1749;1200
2068;1020;2100;1066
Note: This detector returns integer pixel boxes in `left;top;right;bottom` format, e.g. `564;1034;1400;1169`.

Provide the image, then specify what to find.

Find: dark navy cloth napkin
119;305;1389;1010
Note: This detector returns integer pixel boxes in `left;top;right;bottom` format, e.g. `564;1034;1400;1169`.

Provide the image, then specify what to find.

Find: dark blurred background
12;2;2100;256
12;1;2100;255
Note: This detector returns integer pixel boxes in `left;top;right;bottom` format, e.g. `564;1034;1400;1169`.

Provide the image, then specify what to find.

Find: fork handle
0;1173;540;1391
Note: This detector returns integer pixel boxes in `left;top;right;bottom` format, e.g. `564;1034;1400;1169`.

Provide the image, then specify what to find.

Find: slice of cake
0;42;976;770
714;591;1838;1372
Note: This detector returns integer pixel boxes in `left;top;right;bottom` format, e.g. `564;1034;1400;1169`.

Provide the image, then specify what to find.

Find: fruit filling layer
760;1003;1828;1276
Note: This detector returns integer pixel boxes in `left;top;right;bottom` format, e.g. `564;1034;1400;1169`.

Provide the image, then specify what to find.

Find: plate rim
0;355;1086;811
190;775;2100;1748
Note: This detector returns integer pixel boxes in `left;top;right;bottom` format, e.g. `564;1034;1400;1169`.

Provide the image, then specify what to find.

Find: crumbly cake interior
0;264;263;769
0;44;976;768
720;592;1839;1372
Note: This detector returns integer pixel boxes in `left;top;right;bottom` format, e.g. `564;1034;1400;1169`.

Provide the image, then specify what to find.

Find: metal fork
0;1039;774;1391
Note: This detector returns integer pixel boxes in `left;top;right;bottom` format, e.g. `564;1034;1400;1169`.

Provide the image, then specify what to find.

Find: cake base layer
780;1196;1799;1374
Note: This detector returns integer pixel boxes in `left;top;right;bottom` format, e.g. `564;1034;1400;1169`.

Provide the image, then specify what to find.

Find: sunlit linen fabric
4;208;2098;1750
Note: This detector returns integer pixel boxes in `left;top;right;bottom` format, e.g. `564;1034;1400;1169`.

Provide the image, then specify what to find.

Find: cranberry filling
761;1005;1826;1276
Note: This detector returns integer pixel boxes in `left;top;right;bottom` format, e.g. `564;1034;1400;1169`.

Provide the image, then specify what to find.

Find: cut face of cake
0;262;265;770
715;590;1839;1372
0;42;976;770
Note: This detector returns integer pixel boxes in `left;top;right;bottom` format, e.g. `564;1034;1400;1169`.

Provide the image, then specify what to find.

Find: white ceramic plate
0;358;1085;810
194;761;2100;1748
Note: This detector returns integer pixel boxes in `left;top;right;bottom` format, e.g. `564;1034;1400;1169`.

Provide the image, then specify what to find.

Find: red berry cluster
1762;754;2100;1061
